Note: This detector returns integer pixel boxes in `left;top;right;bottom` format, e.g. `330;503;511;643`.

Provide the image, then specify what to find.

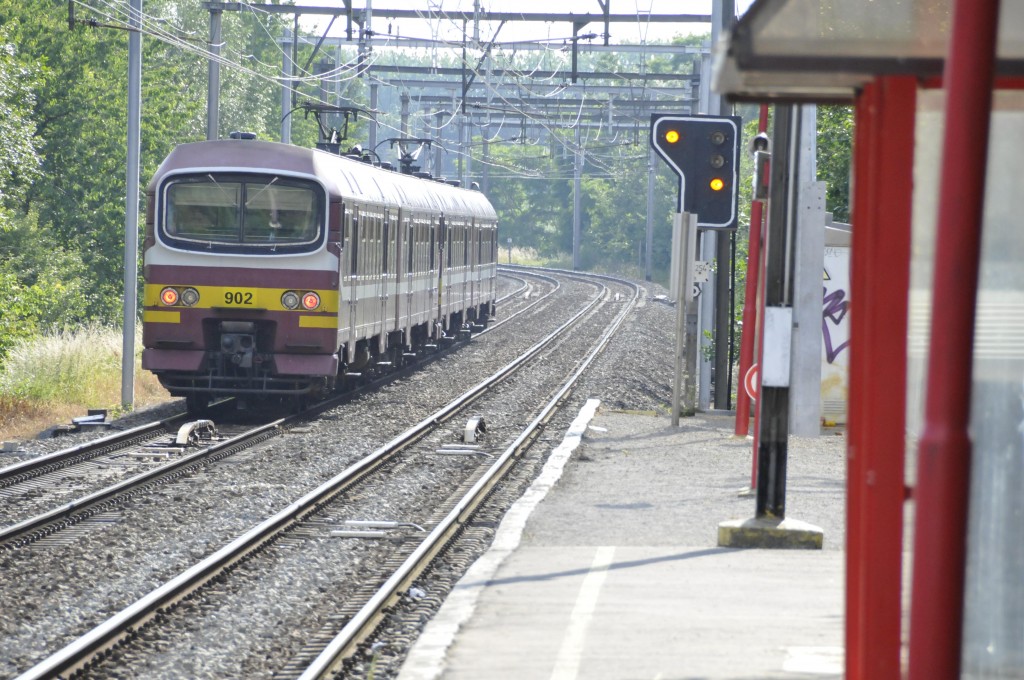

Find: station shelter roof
714;0;1024;102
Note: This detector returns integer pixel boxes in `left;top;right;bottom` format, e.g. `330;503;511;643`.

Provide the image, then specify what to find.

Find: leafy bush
0;322;165;404
0;211;93;364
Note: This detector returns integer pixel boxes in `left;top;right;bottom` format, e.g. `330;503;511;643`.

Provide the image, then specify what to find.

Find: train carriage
141;137;497;411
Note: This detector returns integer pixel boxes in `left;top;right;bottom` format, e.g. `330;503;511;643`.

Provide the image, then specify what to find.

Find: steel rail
0;271;561;553
494;272;530;304
0;418;286;551
297;273;640;679
14;271;608;680
0;414;190;488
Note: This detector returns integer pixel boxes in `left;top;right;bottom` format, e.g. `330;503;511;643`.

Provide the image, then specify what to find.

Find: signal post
650;114;741;423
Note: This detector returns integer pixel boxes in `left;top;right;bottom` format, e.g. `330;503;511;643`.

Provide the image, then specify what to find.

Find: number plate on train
222;289;257;306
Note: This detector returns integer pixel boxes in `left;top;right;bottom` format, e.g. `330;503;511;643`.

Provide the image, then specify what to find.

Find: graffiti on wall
822;282;850;364
821;247;851;426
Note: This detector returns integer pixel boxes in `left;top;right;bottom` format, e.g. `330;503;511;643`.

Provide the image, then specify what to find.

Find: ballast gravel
0;270;836;680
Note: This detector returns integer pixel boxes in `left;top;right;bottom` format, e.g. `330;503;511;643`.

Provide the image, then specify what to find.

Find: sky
291;1;758;46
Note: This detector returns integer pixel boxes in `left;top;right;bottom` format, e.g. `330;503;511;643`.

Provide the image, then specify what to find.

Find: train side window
419;222;426;272
454;224;460;267
366;215;371;274
376;215;382;275
367;215;373;275
429;225;436;270
447;224;453;268
372;214;378;275
351;214;359;276
407;222;414;273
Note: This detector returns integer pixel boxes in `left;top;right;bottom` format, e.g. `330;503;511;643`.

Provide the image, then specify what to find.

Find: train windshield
161;173;324;252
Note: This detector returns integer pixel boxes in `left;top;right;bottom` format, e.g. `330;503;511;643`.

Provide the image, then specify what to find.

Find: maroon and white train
141;137;498;412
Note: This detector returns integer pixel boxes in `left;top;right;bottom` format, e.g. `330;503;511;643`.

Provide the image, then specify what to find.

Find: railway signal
650;114;742;230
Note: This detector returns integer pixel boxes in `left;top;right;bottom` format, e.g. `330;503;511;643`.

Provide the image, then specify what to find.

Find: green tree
817;105;853;222
0;28;40;228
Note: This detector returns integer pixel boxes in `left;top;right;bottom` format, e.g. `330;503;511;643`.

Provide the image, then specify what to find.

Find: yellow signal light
709;178;725;191
665;129;680;144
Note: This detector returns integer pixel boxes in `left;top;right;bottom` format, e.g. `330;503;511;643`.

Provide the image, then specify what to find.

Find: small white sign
762;306;792;387
692;260;712;283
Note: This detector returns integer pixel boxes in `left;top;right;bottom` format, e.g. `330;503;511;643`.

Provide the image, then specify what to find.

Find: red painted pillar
734;104;770;438
846;76;915;680
908;0;1000;677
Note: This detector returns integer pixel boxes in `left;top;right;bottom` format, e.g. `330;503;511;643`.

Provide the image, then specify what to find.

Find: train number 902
224;290;255;306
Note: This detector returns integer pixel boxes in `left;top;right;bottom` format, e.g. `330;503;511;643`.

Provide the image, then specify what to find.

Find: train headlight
281;291;300;310
301;292;321;310
180;288;200;307
160;287;179;306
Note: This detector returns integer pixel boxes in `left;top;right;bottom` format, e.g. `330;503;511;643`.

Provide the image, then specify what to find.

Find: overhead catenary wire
70;0;695;180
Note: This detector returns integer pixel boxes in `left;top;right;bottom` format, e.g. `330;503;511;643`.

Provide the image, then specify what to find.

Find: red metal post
845;76;915;680
734;104;770;438
748;159;773;488
908;0;999;677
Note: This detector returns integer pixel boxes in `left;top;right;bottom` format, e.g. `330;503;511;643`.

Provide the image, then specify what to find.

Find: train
141;136;498;412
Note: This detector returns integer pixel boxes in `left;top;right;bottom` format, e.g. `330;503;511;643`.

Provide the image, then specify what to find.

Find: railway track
0;273;553;550
4;269;635;680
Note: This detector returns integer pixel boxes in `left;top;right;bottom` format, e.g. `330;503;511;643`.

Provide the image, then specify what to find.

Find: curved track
4;269;637;680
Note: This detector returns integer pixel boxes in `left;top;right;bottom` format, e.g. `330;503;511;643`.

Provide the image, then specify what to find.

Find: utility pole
364;0;376;153
121;0;142;408
645;146;655;281
206;6;222;140
434;110;445;176
482;133;490;194
756;103;795;519
369;83;378;152
280;28;293;143
400;91;410;137
573;124;583;270
712;0;736;409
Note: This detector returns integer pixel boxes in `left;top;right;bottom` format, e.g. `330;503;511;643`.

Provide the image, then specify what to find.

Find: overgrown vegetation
0;326;167;440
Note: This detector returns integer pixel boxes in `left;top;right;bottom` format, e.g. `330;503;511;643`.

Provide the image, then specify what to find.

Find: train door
445;217;455;331
371;210;384;352
451;221;460;320
468;222;475;315
391;209;404;338
401;212;414;342
435;214;447;337
458;221;468;321
467;223;474;315
381;209;392;338
346;207;359;362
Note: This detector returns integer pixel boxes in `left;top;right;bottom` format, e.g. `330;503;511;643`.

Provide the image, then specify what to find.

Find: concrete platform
399;402;846;680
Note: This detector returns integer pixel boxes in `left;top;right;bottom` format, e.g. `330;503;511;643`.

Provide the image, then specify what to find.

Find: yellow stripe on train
298;315;339;329
143;284;339;313
143;310;181;324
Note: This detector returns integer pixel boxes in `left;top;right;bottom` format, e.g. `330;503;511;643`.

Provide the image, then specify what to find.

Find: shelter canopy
714;0;1024;101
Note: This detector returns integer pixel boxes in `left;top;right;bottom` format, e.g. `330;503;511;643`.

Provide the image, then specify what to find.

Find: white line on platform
550;545;616;680
782;646;844;674
397;398;603;680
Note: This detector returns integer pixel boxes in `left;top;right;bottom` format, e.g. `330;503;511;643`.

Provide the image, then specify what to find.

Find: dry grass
0;326;171;442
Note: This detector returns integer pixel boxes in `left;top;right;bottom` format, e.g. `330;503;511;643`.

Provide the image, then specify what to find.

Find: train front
141;139;341;411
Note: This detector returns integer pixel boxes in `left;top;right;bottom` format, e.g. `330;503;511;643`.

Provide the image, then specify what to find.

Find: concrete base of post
717;516;824;549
